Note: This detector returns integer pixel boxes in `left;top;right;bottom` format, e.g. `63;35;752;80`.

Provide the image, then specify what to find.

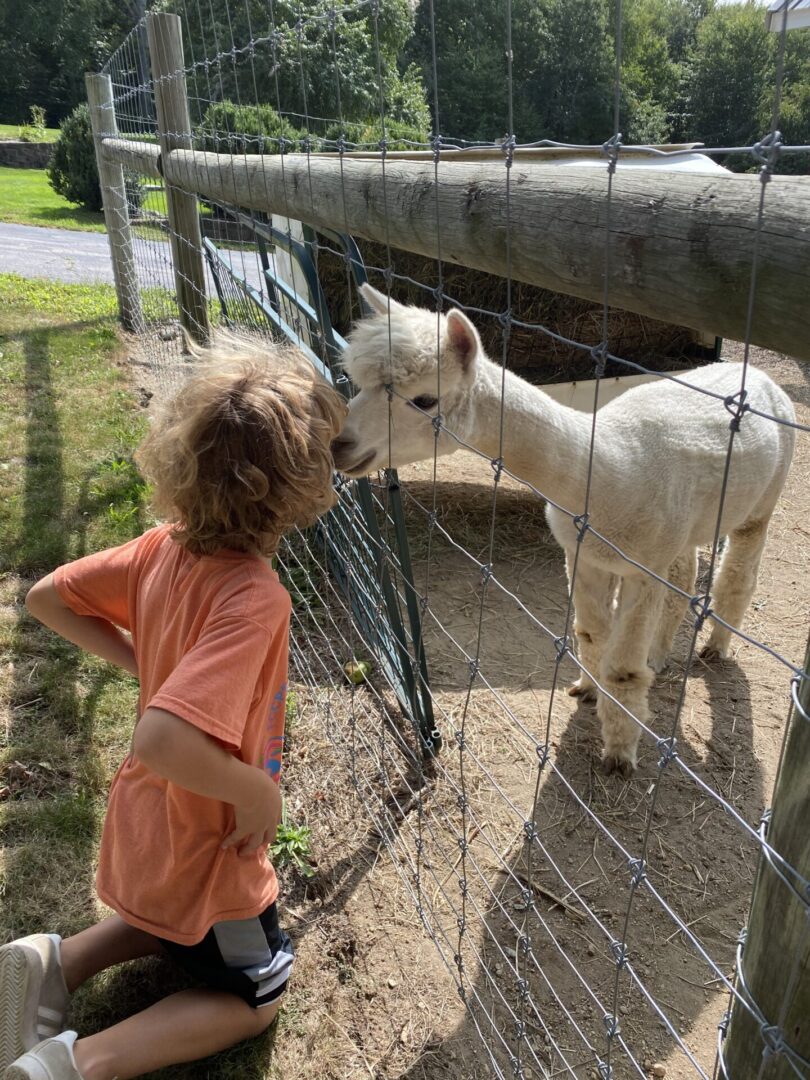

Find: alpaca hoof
602;752;636;779
568;679;596;702
699;642;727;662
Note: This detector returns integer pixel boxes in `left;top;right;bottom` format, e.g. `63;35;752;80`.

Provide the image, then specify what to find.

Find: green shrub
47;104;102;211
196;101;307;155
18;105;47;142
47;104;143;213
322;118;429;152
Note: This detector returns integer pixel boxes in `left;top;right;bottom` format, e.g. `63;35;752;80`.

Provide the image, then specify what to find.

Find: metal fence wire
93;3;810;1078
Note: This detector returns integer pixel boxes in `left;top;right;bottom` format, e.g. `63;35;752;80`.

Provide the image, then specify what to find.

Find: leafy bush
322;118;430;152
47;104;143;213
47;104;102;210
18;105;47;142
196;101;307;155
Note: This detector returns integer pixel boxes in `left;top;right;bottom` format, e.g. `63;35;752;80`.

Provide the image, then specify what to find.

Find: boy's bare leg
73;990;279;1080
60;917;165;992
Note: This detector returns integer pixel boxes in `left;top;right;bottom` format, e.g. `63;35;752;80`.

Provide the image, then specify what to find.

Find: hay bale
314;237;715;384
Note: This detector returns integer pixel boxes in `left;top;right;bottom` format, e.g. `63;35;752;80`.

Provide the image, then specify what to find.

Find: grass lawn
0;275;277;1078
0;273;149;945
0;168;105;232
0;123;60;142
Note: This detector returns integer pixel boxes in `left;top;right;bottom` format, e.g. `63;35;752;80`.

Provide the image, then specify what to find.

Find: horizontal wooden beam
101;138;810;359
104;137;161;178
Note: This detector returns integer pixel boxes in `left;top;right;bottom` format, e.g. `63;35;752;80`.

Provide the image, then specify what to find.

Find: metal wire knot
602;133;623;173
610;940;629;968
760;1024;786;1059
628;857;647;887
553;634;571;661
656;736;677;769
573;513;590;542
500;133;516;167
603;1013;621;1039
752;130;783;175
591;341;608;378
723;388;749;432
689;591;711;630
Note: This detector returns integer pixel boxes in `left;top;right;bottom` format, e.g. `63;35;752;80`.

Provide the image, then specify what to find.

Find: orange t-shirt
53;524;291;945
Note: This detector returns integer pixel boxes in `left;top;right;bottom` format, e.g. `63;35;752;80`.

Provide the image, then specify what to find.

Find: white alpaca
333;284;796;776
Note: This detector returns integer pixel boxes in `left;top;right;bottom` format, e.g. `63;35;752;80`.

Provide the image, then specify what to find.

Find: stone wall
0;141;52;168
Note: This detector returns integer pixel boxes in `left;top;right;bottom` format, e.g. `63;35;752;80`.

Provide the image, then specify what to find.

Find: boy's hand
222;769;282;857
134;709;283;857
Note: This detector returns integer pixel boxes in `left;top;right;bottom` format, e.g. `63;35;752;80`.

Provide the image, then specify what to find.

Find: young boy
0;337;346;1080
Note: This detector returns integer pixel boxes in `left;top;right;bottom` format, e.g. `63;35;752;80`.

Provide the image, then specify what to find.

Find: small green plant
18;105;47;142
285;689;298;727
270;802;315;878
106;503;140;526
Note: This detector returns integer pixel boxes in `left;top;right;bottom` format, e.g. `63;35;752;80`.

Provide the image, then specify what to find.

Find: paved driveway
0;222;123;284
0;221;263;295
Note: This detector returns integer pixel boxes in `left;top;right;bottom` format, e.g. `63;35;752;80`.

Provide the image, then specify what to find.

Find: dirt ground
129;342;809;1080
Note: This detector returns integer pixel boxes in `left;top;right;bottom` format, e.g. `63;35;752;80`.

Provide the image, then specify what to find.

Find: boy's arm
133;707;282;856
26;574;138;677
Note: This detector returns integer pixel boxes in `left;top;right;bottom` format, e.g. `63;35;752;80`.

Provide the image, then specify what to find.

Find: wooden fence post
145;11;209;343
85;73;143;332
723;634;810;1077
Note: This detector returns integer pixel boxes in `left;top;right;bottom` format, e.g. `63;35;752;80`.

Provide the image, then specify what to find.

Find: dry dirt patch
269;345;808;1080
123;342;808;1079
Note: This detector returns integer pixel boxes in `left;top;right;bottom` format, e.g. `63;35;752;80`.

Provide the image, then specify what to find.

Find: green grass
0;167;105;231
0;122;60;143
0;275;278;1078
0;274;143;1007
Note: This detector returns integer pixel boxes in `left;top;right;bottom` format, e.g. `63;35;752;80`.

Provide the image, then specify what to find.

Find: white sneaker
0;936;69;1071
4;1032;83;1080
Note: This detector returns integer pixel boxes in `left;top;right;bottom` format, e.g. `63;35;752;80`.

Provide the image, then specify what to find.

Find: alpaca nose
331;436;356;469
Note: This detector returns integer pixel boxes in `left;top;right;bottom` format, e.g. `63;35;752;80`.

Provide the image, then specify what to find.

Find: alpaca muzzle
331;437;377;477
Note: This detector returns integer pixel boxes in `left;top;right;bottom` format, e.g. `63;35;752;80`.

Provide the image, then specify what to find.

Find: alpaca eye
411;395;438;412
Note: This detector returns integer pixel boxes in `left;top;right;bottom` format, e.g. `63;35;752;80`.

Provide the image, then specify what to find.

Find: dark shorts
159;903;294;1009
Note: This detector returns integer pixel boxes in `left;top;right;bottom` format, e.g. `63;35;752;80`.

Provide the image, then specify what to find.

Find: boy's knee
246;999;280;1036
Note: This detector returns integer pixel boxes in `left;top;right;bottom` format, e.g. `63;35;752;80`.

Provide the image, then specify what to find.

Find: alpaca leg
599;575;664;777
647;548;698;673
566;558;616;702
701;517;771;660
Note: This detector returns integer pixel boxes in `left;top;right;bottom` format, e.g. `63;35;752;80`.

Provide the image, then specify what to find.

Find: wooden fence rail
101;136;810;361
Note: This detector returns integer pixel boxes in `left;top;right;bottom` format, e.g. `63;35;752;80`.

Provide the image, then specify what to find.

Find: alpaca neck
465;356;595;510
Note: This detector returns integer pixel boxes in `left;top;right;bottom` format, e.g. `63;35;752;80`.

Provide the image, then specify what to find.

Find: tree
514;0;616;143
620;0;712;142
683;3;773;154
683;3;810;172
0;0;138;125
180;0;429;134
772;25;810;172
409;0;615;144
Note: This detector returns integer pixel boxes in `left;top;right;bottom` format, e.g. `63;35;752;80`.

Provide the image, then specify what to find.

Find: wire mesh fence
91;3;810;1077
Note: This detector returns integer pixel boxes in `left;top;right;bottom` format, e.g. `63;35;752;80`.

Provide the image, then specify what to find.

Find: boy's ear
358;283;406;317
445;308;480;373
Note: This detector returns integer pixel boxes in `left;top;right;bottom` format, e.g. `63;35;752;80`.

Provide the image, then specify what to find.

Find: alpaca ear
359;283;405;317
445;309;480;372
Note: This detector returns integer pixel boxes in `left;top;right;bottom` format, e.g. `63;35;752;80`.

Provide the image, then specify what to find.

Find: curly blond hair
136;333;347;557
